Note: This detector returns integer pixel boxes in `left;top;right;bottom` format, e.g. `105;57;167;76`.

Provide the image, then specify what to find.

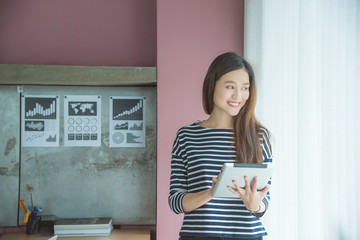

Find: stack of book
54;217;113;237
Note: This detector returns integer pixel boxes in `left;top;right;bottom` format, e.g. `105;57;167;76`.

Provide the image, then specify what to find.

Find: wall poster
109;96;146;148
64;95;101;147
21;95;60;147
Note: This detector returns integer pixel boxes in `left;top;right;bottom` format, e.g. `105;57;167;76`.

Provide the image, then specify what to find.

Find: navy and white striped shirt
169;121;272;239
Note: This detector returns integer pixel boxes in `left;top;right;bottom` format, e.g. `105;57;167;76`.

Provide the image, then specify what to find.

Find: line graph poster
64;95;101;147
109;97;146;147
21;95;60;147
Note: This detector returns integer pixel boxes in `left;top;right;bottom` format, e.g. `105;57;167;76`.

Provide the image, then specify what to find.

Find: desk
0;229;150;240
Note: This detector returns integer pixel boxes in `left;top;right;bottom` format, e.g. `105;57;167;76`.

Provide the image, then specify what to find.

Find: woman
169;52;272;240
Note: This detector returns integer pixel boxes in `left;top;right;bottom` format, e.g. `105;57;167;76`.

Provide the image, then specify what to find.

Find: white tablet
211;163;273;198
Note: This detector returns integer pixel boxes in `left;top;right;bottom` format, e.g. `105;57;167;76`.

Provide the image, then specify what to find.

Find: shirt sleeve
168;130;188;214
254;127;273;218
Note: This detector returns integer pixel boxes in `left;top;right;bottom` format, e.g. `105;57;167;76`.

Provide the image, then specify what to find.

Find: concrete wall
0;84;157;226
156;1;244;239
0;86;20;226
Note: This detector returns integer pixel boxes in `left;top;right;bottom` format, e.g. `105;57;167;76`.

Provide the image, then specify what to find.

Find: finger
227;185;239;196
232;179;241;190
260;184;271;193
232;180;245;195
244;176;251;190
250;176;258;192
258;184;271;198
212;177;218;186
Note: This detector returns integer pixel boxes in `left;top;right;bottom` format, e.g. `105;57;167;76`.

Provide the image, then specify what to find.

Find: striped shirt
169;121;272;239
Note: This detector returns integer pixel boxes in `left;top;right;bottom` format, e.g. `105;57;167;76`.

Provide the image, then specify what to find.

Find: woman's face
212;68;250;117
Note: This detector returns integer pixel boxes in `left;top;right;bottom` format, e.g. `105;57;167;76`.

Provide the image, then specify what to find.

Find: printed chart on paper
64;95;101;147
21;95;60;147
109;97;146;147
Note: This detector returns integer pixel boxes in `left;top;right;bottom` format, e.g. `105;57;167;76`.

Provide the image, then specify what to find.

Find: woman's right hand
210;176;218;194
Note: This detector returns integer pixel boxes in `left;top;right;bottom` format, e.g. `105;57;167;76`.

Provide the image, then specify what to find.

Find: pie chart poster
109;97;146;148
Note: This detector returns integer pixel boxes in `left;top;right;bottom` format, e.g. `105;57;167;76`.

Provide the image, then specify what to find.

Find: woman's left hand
227;176;270;212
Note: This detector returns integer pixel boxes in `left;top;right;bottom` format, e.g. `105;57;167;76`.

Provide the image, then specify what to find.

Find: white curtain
244;0;360;239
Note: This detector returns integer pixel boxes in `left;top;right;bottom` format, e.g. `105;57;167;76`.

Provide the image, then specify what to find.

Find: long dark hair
202;52;267;164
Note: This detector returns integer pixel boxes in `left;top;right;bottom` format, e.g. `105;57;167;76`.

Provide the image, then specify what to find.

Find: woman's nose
231;89;240;99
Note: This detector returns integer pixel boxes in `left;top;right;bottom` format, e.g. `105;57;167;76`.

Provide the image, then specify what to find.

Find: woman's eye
242;87;249;91
226;86;234;89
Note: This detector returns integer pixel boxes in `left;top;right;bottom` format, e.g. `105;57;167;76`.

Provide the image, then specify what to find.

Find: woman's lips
227;101;240;107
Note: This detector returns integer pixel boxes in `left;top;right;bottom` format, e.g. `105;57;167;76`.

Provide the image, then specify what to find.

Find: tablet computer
211;163;273;198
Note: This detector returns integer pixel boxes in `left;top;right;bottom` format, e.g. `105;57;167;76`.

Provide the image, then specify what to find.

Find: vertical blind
244;0;359;239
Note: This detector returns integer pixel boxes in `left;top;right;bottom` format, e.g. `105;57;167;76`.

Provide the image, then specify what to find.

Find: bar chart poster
109;97;146;147
21;95;60;147
64;95;101;147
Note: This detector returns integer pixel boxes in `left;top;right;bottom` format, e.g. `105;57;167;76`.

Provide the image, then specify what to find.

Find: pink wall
157;1;244;239
0;0;156;66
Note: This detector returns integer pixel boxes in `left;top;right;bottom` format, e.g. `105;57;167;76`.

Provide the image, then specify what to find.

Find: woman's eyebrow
224;80;237;84
223;80;250;85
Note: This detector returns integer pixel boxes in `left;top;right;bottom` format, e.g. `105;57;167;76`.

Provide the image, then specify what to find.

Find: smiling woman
202;53;265;165
168;52;272;240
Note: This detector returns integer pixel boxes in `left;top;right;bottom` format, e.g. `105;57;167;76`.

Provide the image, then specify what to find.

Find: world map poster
21;95;60;147
64;95;101;147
